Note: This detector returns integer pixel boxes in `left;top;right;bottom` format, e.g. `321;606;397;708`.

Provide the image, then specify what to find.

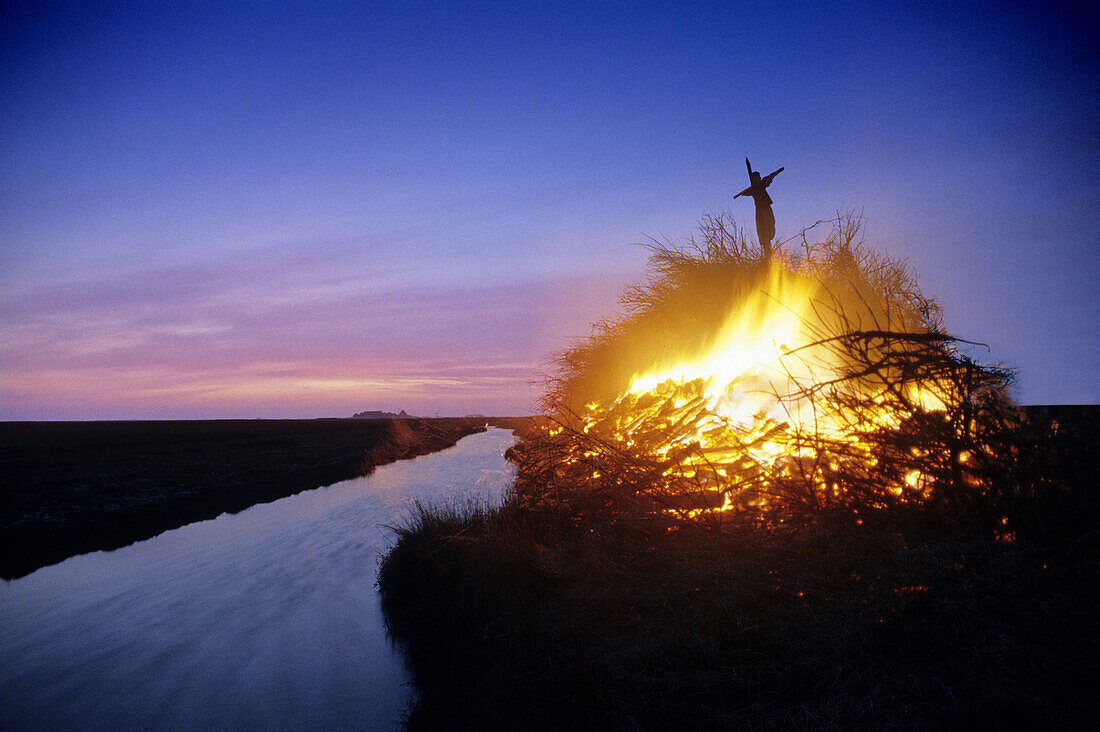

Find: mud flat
1;417;527;579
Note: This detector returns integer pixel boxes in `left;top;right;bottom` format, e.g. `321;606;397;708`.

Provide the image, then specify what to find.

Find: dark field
0;417;525;580
379;406;1099;730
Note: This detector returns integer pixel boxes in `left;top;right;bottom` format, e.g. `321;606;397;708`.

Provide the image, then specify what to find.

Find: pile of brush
508;213;1022;534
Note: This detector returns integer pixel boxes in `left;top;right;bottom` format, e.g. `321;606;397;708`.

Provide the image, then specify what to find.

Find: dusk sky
2;1;1097;419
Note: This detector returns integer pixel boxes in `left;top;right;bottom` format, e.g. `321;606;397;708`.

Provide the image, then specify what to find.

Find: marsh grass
378;497;569;728
381;495;1096;729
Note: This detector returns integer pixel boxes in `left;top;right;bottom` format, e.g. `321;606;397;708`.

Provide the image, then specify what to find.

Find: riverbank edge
2;417;529;580
378;407;1099;729
380;509;1097;729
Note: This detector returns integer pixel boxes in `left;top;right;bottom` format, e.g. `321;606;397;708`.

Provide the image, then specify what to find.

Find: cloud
0;243;626;418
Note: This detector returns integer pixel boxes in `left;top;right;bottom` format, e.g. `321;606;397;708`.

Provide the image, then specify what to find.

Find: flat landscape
0;417;525;579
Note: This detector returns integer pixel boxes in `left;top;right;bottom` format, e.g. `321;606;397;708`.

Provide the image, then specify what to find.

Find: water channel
0;428;517;730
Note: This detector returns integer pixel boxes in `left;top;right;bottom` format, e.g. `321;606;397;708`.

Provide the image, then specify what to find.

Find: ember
511;213;1019;527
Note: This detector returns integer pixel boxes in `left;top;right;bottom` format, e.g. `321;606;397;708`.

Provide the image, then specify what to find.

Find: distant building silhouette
352;409;412;419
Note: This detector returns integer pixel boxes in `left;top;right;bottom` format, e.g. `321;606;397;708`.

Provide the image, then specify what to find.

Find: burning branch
511;213;1020;532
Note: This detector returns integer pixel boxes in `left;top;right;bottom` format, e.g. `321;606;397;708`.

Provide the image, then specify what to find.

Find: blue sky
2;1;1097;417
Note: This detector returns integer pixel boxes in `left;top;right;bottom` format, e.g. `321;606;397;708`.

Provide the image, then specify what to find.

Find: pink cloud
1;244;627;419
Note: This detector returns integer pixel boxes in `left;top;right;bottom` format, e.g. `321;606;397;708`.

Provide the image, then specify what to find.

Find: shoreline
1;416;528;580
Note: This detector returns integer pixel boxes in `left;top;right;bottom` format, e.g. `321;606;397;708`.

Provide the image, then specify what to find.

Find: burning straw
510;212;1021;531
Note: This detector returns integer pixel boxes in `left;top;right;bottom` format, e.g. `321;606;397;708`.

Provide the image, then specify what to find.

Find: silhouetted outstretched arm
761;167;783;186
734;159;783;198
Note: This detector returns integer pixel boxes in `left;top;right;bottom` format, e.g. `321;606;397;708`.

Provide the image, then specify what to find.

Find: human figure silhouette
734;158;783;257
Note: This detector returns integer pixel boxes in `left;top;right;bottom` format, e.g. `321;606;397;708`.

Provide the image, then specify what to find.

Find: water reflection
0;428;517;731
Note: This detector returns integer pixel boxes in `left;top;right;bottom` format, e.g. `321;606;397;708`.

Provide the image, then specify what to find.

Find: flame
569;257;954;515
513;214;1015;527
627;263;946;435
627;264;819;427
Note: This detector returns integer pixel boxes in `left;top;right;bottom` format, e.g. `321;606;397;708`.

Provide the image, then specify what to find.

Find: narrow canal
1;428;517;730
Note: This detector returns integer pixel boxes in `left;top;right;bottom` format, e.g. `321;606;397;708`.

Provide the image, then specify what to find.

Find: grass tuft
381;499;1097;729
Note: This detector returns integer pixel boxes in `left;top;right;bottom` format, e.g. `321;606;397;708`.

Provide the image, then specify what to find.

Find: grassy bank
1;417;517;579
379;408;1098;729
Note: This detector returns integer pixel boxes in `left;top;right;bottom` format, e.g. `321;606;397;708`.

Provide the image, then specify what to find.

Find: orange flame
573;257;951;514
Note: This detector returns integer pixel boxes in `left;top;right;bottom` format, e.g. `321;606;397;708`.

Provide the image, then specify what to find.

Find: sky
1;1;1097;419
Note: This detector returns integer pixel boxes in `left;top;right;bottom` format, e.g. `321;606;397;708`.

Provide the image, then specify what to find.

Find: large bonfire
510;212;1020;529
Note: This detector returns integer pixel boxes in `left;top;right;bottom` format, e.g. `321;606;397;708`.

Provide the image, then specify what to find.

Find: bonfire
510;212;1020;530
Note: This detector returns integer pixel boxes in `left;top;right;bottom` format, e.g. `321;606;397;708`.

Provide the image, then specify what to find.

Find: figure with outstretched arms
734;158;783;257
